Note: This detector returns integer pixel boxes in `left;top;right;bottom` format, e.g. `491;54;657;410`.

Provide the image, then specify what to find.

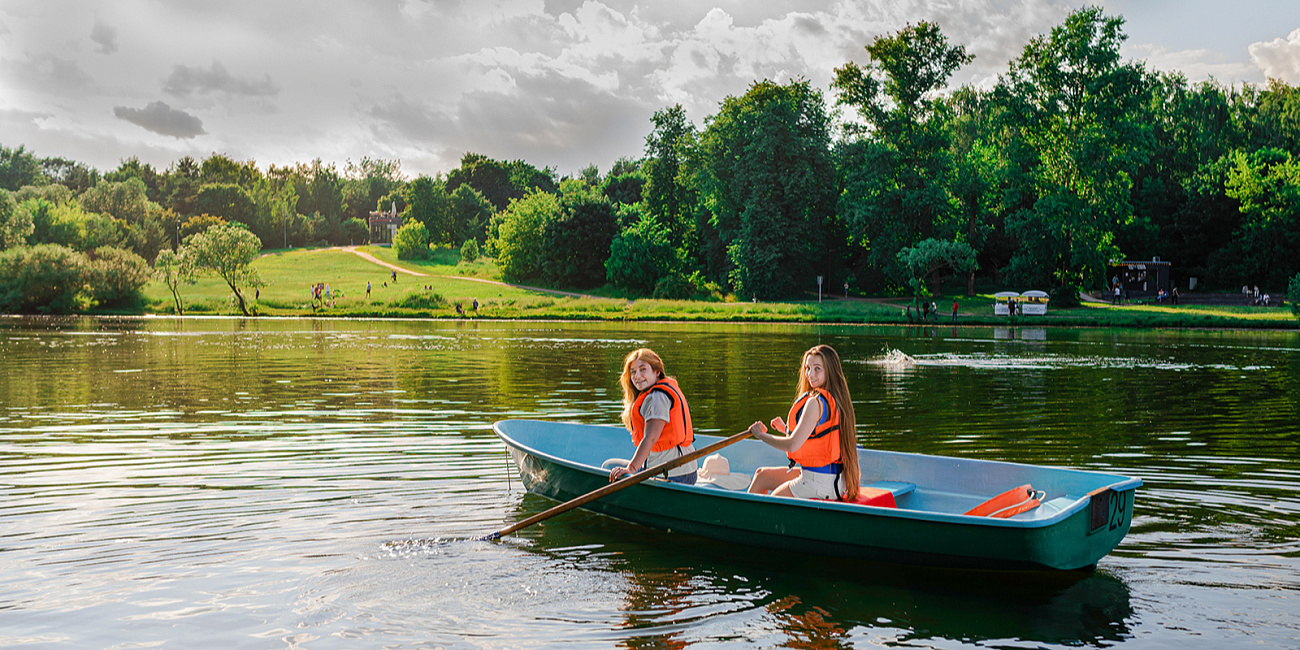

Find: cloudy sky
3;0;1300;180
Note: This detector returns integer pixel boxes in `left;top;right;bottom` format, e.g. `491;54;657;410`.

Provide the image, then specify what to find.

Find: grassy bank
137;246;1298;328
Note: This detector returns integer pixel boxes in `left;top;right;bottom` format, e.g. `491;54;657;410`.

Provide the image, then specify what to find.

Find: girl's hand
748;421;768;437
770;416;787;434
609;465;635;482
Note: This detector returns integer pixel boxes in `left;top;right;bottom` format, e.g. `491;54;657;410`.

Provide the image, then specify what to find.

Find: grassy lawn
138;246;1298;328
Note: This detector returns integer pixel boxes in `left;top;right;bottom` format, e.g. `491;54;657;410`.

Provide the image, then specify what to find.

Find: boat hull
498;420;1140;571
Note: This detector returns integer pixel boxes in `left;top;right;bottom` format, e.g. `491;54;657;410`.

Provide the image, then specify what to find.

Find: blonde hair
620;348;666;430
797;345;860;500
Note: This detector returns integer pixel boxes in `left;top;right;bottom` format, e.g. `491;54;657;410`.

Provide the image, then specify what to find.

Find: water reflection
512;496;1135;648
0;317;1295;648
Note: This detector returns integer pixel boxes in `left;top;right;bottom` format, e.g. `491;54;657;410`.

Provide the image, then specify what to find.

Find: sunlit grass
138;246;1298;327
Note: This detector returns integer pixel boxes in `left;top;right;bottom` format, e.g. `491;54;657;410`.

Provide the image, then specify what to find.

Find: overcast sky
4;0;1300;180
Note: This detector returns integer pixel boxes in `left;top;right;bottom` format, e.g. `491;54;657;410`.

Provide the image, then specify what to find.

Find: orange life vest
629;377;694;452
786;388;841;469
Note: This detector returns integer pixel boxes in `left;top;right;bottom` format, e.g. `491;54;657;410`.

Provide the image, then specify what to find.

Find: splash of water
879;348;916;367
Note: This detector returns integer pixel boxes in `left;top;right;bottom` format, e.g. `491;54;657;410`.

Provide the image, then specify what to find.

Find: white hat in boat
697;453;750;491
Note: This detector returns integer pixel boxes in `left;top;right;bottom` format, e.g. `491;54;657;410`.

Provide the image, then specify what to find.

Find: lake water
0;317;1296;648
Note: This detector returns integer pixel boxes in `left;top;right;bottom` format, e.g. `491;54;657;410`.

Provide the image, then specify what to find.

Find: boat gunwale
494;420;1142;530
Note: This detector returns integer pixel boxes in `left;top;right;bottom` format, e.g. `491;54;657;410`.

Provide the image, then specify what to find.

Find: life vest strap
800;462;842;475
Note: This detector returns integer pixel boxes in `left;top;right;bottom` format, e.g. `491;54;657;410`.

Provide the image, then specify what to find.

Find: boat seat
864;481;916;497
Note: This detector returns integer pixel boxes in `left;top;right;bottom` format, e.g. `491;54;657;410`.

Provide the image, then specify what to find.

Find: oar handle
485;428;753;540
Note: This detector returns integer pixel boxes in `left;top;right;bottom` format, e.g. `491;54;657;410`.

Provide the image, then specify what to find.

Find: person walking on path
952;299;958;322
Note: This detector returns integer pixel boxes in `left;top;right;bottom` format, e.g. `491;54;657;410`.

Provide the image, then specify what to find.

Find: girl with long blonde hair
605;348;699;484
745;345;860;500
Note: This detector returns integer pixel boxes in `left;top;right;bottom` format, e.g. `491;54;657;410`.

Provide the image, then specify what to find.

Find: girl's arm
609;418;665;481
748;398;822;453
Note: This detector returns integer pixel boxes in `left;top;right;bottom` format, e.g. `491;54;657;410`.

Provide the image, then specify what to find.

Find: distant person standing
951;299;958;322
843;281;849;297
366;281;371;298
392;270;397;283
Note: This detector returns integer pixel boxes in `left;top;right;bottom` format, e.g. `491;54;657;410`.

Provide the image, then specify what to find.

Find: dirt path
337;246;607;299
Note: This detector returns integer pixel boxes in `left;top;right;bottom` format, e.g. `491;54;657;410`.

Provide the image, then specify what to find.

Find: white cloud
0;0;1284;179
1249;28;1300;84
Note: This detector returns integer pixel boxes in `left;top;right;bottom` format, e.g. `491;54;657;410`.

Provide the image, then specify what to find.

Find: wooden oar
483;429;753;540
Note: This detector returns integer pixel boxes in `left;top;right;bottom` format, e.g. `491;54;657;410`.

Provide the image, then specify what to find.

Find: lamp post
174;218;180;251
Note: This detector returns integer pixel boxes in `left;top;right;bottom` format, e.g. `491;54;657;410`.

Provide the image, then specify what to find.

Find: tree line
4;6;1300;314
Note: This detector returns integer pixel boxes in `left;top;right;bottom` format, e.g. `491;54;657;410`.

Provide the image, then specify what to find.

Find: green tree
541;181;619;288
186;223;263;316
643;105;698;250
403;176;452;245
199;153;262;188
103;157;161;200
832;21;973;285
447;153;557;212
1217;148;1300;288
162;156;201;216
194;183;256;226
998;7;1150;290
605;214;675;294
493;190;560;282
896;238;978;304
0;244;88;313
393;220;430;260
696;79;836;298
1289;273;1300;322
0;190;33;248
153;247;197;315
42;157;101;194
0;145;44;191
449;184;493;245
80;177;151;224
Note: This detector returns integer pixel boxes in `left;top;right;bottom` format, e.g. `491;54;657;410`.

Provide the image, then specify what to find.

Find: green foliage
1289;273;1300;321
493;189;559;282
390;289;447;310
0;145;44;191
896;238;978;302
199;154;261;188
449;184;493;245
697;79;836;298
460;238;479;263
642;105;697;251
541;181;619;288
0;189;33;248
447;152;557;213
652;272;708;300
85;246;150;308
153;247;197;315
194;183;256;226
393;220;430;260
403;175;452;245
1217;148;1300;289
999;7;1150;290
186;223;263;316
181;215;227;240
606;215;675;294
80;177;151;224
832;21;972;284
0;244;89;313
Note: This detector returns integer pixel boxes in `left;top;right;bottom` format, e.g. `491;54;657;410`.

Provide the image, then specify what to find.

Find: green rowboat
495;420;1141;571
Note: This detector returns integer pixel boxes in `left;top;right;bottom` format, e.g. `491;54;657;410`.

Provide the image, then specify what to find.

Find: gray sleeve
639;390;673;422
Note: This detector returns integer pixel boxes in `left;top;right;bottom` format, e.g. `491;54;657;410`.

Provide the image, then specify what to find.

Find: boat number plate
1090;489;1129;533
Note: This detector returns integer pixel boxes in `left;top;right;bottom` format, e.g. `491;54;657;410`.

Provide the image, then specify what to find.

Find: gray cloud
91;19;118;54
2;52;93;94
113;101;207;139
163;61;280;97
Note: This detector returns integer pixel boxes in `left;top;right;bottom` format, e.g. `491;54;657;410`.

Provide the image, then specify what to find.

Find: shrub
391;290;446;310
1050;284;1081;308
652;272;705;300
393;220;431;260
605;215;674;295
0;244;89;313
460;238;479;263
86;246;150;307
